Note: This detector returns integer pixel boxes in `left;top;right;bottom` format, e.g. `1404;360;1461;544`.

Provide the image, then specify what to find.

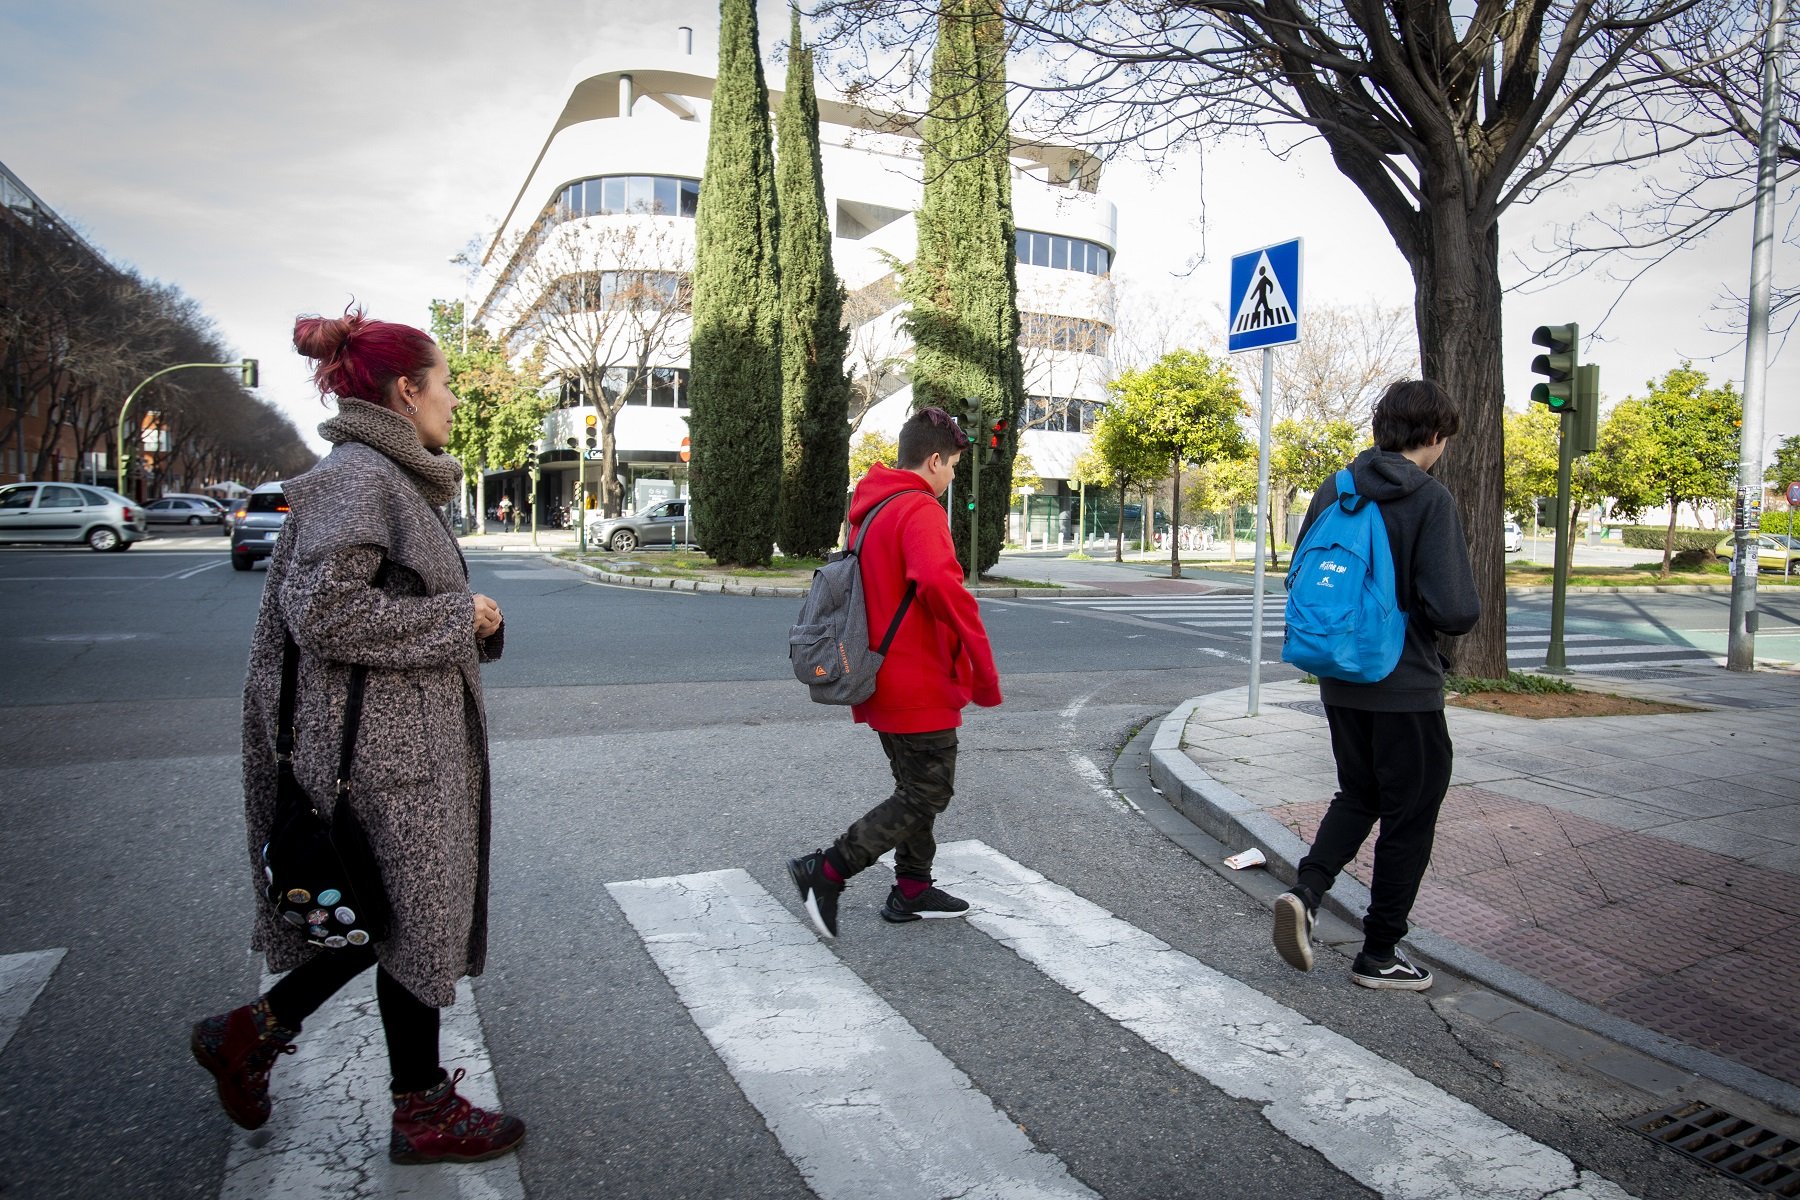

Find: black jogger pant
1295;705;1454;959
264;948;444;1092
831;729;959;882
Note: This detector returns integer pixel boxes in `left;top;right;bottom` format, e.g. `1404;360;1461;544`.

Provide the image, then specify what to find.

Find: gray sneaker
1272;891;1316;972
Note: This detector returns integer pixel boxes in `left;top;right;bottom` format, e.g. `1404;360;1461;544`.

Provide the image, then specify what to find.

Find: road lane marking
0;948;64;1058
607;868;1097;1200
219;974;523;1200
172;559;229;580
934;841;1635;1200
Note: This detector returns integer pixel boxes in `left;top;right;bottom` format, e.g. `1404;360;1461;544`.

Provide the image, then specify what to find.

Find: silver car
230;481;288;570
586;498;694;552
0;482;148;551
145;497;224;526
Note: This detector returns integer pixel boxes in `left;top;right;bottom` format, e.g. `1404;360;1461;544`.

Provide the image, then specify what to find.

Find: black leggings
263;948;444;1093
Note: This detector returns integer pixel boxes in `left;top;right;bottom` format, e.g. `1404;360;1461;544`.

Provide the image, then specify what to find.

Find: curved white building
475;29;1118;537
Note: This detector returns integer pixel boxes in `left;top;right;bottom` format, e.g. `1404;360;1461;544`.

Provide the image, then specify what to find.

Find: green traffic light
1529;323;1578;413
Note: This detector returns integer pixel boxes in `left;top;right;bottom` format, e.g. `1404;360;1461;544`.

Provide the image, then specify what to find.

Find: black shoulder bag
261;633;392;947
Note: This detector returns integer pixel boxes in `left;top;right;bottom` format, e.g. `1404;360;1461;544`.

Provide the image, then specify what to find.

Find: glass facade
556;174;700;220
1020;312;1112;355
1016;229;1110;275
553;270;690;314
559;367;690;410
1023;395;1106;434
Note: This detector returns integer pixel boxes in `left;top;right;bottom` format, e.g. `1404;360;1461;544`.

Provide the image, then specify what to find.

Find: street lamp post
528;448;541;549
117;360;257;500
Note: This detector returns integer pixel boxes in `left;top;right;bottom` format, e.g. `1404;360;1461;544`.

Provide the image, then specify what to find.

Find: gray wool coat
242;437;499;1007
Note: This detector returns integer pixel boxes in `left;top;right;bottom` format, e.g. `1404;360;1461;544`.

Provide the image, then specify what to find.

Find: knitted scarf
317;399;463;507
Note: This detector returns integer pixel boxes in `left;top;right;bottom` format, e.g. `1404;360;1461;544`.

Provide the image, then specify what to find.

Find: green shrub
1445;671;1575;695
1619;525;1724;552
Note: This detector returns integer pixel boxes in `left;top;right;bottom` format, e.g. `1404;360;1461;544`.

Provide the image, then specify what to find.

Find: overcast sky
3;0;1792;464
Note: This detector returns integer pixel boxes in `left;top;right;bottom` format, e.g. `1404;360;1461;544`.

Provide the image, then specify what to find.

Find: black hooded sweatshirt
1294;446;1481;712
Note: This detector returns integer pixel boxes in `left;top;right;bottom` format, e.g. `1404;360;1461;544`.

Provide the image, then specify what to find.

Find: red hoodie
846;463;1002;733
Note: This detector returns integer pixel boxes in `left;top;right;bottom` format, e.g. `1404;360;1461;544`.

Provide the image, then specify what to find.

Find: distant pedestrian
1272;379;1480;991
787;407;1003;938
190;306;524;1164
497;495;513;531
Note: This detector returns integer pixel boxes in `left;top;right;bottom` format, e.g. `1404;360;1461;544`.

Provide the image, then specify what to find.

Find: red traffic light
988;418;1009;450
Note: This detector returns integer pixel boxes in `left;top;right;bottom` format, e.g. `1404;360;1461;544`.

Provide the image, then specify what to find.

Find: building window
603;366;690;409
554;174;701;222
1020;312;1112;355
1023;395;1106;433
553;270;690;314
1015;229;1111;275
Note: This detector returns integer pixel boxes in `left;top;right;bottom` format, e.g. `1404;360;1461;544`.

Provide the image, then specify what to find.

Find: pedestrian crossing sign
1227;238;1302;353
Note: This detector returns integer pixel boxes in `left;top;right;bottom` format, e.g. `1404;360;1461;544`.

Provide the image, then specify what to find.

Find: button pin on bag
334;906;356;925
346;929;370;946
286;888;312;905
318;889;342;906
281;910;305;927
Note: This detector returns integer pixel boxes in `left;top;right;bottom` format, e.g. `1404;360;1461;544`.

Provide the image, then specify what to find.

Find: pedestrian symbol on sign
1232;254;1294;336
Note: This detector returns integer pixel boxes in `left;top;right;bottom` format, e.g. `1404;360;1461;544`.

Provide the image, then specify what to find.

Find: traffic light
240;358;259;388
986;418;1008;464
584;413;597;452
1535;496;1553;527
1529;324;1578;413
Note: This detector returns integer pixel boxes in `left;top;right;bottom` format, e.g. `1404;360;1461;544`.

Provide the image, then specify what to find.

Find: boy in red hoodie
788;407;1004;939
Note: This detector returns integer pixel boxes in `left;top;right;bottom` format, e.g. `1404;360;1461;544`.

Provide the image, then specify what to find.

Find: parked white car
1503;522;1524;553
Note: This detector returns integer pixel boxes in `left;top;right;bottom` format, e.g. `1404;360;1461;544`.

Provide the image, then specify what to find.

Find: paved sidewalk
1149;667;1800;1114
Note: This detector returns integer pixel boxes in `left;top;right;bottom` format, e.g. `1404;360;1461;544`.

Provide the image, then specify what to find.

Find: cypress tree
904;0;1023;576
776;7;852;560
690;0;782;567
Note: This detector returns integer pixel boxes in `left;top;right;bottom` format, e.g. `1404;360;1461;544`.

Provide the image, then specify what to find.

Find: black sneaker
1351;949;1433;991
881;885;971;923
1272;891;1316;972
787;851;842;940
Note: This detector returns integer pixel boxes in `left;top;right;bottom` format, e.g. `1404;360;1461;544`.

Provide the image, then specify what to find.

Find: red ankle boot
190;997;298;1130
389;1068;526;1164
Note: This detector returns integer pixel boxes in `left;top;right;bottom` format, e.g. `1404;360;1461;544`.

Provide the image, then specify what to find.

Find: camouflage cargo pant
832;729;959;882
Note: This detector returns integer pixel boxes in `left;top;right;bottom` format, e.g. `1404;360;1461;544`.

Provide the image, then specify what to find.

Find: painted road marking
219;975;523;1200
0;948;64;1058
607;868;1096;1200
934;841;1635;1200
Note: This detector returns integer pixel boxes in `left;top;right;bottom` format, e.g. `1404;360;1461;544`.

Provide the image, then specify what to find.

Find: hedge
1618;526;1725;552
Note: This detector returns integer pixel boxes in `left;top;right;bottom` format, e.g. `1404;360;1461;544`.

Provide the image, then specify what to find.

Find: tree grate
1625;1101;1800;1196
1273;700;1327;718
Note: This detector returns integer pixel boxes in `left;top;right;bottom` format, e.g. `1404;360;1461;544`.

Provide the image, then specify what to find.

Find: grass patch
1445;671;1575;695
984;575;1063;590
1501;560;1787;588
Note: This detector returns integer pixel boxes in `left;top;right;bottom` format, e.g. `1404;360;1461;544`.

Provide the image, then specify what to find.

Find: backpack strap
850;492;918;655
1335;468;1369;514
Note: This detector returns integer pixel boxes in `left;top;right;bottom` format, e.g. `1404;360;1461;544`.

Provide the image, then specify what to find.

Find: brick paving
1268;785;1800;1088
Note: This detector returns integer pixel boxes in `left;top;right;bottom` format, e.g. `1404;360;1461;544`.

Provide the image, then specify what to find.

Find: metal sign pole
1248;346;1276;715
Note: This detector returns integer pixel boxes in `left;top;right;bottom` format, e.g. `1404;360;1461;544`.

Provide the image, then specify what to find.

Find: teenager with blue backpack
1273;380;1481;991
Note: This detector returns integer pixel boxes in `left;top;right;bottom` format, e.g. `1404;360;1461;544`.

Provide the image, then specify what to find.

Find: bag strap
848;492;919;655
277;631;368;800
1335;468;1368;514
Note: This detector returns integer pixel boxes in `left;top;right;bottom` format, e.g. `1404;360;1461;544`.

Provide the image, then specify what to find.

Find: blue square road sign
1227;239;1302;353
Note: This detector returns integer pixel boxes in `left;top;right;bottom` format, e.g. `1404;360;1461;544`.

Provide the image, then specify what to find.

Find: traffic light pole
116;360;257;500
1544;411;1576;674
966;421;982;588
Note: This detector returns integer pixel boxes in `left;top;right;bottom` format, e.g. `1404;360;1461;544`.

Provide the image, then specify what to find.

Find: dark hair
1371;380;1460;451
293;304;439;408
897;406;971;469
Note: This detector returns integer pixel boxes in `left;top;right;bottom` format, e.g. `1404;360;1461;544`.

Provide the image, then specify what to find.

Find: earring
404;402;418;416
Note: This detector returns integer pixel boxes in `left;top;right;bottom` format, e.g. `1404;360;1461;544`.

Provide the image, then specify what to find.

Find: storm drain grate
1273;700;1327;718
1625;1101;1800;1196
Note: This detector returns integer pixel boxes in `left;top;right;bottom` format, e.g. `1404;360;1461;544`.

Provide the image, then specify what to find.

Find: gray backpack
788;493;917;705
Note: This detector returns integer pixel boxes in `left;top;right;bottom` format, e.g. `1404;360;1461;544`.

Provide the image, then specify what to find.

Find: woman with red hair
191;307;524;1165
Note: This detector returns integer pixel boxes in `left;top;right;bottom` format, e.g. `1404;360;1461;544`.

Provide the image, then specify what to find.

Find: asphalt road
0;541;1747;1199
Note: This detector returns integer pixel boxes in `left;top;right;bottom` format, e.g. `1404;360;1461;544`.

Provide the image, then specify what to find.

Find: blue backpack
1281;469;1406;684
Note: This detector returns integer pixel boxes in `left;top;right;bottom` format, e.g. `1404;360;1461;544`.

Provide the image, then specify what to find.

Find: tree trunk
1412;212;1508;678
1662;502;1678;579
1114;480;1126;562
1169;456;1182;579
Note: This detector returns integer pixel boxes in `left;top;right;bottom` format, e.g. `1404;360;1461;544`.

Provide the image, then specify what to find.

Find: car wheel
609;530;638;552
232;551;253;571
187;515;202;526
87;527;121;552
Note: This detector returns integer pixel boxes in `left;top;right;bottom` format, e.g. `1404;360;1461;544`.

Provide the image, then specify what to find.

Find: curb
1144;699;1800;1118
540;553;1085;599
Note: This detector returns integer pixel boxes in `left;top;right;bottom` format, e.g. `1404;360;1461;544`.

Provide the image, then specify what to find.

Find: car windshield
247;491;287;513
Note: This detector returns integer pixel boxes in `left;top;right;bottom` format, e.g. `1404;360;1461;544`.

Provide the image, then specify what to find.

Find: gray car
230;482;288;570
585;498;694;552
0;482;148;551
145;497;224;526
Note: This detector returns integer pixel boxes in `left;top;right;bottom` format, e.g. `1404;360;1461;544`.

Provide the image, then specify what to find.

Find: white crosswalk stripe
608;868;1097;1200
0;948;63;1059
1049;595;1717;672
606;847;1637;1200
219;974;524;1200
